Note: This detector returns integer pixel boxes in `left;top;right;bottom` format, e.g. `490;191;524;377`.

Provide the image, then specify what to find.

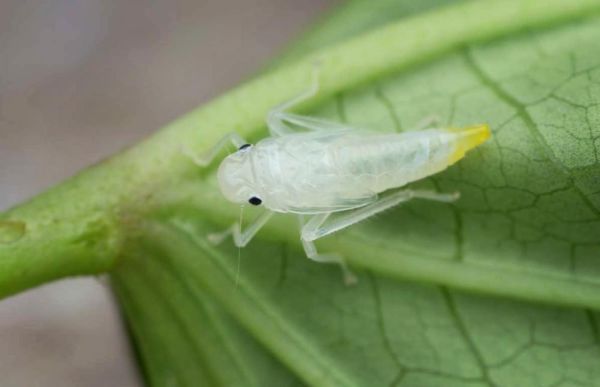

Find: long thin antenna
235;205;244;288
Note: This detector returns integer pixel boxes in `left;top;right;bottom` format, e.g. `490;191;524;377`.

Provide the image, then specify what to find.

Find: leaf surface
110;1;600;386
2;0;600;385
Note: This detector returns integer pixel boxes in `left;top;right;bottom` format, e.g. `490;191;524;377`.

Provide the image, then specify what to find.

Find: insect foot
207;230;229;245
448;191;461;201
343;269;358;286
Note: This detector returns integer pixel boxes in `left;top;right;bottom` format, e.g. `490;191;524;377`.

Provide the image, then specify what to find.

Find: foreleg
208;211;274;247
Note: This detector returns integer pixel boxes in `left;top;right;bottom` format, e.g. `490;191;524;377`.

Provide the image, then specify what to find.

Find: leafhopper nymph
187;73;491;283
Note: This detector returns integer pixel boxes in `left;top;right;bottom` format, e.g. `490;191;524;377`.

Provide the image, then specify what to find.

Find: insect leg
411;115;442;131
271;65;320;115
299;214;358;285
410;189;460;202
267;64;358;134
299;190;458;283
208;211;274;247
182;132;248;167
302;191;412;242
274;113;350;132
301;189;459;242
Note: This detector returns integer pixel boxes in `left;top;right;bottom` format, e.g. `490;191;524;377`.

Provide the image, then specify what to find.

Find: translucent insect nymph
187;75;491;284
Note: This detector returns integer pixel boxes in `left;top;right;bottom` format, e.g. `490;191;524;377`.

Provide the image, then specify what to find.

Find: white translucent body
218;127;469;214
190;75;490;284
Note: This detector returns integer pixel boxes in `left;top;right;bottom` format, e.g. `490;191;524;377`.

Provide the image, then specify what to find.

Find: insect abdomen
335;124;490;193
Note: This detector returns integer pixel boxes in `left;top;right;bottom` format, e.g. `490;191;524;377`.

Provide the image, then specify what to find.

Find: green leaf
117;220;600;386
114;1;600;385
2;0;600;385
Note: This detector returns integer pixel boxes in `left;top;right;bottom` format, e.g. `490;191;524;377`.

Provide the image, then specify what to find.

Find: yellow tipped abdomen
447;124;491;163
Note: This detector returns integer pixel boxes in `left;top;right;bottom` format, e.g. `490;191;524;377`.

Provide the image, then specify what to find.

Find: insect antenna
235;204;244;288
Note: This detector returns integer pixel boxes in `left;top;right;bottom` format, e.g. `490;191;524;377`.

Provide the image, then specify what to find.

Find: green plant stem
1;0;599;298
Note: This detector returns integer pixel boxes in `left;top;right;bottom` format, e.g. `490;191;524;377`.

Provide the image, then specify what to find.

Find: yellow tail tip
450;123;491;149
448;124;491;163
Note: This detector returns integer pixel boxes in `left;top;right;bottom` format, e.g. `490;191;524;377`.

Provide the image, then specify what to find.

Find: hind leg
299;214;357;285
299;189;460;284
302;189;459;241
411;115;442;131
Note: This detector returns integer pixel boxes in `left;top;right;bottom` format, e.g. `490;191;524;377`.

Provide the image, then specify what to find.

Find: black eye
238;143;251;150
248;196;262;206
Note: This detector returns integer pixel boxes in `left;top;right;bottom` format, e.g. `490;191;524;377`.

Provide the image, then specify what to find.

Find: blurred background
0;1;334;385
